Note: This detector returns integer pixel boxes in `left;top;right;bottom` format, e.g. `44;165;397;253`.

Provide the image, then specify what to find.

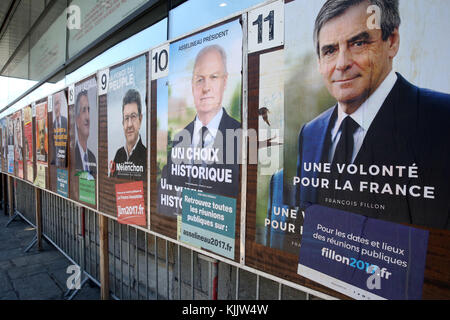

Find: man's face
317;2;399;112
122;102;142;149
76;94;90;141
39;121;45;147
192;50;228;118
54;95;61;119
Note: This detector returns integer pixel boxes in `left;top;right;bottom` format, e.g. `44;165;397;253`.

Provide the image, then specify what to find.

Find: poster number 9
98;69;109;96
248;0;284;53
151;44;169;80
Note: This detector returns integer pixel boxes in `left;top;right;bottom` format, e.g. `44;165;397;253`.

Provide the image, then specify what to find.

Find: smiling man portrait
111;88;146;179
166;44;241;198
75;90;97;176
296;0;450;229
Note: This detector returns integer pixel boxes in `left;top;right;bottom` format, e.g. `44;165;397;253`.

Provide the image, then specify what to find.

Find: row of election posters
0;0;449;300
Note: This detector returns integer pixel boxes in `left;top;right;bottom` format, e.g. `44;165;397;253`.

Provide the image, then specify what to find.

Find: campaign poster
157;19;243;222
0;122;2;171
34;102;48;188
297;205;429;300
256;0;450;260
12;110;24;179
107;54;147;180
1;118;7;171
57;168;68;197
249;0;450;300
72;77;98;206
35;102;48;165
51;90;69;168
115;181;146;226
180;188;236;259
7;115;14;174
23;106;34;182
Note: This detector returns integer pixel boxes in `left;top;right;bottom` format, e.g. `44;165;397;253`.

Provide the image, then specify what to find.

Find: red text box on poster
115;181;146;226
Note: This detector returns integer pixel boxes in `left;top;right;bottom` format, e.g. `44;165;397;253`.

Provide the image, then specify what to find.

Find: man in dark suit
296;0;450;229
52;91;68;167
75;90;97;176
111;89;146;179
166;44;241;198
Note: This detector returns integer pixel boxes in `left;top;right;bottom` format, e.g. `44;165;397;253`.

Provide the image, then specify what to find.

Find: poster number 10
151;45;169;79
153;49;168;74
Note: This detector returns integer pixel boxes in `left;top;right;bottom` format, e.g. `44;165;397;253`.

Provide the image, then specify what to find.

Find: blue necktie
84;152;89;172
200;126;209;148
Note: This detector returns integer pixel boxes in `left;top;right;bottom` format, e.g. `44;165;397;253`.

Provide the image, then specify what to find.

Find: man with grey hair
165;44;241;199
52;91;68;167
75;90;97;176
296;0;450;229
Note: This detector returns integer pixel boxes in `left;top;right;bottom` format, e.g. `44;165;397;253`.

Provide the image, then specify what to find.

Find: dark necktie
84;152;89;172
200;126;209;148
332;116;359;165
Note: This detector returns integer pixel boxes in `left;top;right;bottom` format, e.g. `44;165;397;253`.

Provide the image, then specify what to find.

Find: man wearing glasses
111;88;146;179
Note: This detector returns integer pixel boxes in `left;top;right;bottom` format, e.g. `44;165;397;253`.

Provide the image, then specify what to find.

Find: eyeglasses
123;113;139;123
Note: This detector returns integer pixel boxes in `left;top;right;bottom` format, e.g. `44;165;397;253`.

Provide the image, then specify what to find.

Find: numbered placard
151;44;169;80
48;95;53;112
68;84;75;105
98;68;110;96
248;0;284;53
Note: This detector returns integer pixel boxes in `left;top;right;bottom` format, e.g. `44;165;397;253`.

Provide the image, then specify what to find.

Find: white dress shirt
192;107;223;148
77;140;89;171
328;70;398;163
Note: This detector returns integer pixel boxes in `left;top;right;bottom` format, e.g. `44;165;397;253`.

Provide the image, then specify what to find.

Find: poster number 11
248;0;284;53
252;10;274;44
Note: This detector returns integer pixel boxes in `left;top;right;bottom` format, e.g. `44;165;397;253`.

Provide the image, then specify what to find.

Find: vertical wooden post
1;174;4;213
0;174;3;211
99;214;110;300
35;187;43;251
7;176;13;217
3;174;8;213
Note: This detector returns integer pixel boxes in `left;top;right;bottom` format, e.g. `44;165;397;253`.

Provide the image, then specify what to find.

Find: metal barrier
6;177;333;300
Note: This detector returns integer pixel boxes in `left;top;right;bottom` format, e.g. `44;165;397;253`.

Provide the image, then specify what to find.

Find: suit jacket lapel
354;73;417;166
300;107;336;204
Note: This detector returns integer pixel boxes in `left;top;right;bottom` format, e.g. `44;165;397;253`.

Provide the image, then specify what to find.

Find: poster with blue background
298;205;429;300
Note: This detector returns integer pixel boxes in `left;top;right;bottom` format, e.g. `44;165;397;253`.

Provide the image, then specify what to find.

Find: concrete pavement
0;209;100;300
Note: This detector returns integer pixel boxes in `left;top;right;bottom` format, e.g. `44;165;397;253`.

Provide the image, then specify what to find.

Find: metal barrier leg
5;210;19;227
24;234;38;252
65;272;90;300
